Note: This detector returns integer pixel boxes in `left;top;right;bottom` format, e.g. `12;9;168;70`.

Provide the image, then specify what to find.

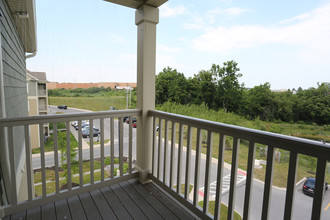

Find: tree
273;91;295;122
296;82;330;124
187;70;216;108
243;83;275;120
211;60;244;112
156;67;188;105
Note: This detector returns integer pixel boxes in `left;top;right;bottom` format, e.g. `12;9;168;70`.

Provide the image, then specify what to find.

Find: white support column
135;4;159;183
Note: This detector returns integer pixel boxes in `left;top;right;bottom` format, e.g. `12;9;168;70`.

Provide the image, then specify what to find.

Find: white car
71;121;78;127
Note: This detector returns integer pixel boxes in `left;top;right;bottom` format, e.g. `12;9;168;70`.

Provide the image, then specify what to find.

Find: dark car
302;177;328;196
123;116;129;123
57;105;67;109
82;128;100;138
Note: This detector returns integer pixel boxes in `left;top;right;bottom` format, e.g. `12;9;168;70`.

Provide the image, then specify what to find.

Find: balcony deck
2;179;197;220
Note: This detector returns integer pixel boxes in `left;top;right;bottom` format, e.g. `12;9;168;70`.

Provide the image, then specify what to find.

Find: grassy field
49;96;134;111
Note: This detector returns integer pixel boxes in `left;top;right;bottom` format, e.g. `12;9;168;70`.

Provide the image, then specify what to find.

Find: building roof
104;0;167;9
27;70;47;82
5;0;37;53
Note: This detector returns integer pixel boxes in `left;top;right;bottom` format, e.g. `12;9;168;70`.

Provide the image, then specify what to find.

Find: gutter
25;52;37;59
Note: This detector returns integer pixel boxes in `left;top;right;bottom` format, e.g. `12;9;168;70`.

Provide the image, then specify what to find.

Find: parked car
57;105;67;109
132;122;137;128
82;128;100;138
73;120;88;130
123;116;129;123
302;177;328;196
126;117;137;124
75;121;90;130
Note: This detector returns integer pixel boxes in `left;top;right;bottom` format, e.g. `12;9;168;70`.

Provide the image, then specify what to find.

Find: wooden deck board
110;183;148;220
119;180;164;219
55;198;72;220
90;189;118;219
100;186;133;220
3;179;198;220
26;206;41;220
128;179;180;220
10;210;26;220
41;202;56;220
143;181;198;220
79;192;102;220
2;215;10;220
67;195;87;220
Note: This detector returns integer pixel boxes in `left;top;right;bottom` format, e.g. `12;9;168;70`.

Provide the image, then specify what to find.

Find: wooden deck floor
3;179;198;220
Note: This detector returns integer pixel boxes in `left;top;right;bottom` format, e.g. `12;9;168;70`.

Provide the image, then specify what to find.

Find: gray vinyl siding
28;81;37;96
1;0;28;175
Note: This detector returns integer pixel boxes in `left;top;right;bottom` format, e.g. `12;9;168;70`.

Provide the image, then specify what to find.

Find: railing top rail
149;110;330;159
0;109;142;127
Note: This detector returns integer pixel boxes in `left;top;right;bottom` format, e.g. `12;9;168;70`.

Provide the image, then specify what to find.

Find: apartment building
26;71;49;149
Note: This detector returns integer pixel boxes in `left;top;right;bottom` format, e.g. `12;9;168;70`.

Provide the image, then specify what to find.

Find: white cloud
160;5;186;18
191;3;330;60
119;54;136;63
279;13;310;24
223;7;249;16
158;44;181;53
183;14;205;30
185;6;249;29
109;35;125;43
206;7;248;23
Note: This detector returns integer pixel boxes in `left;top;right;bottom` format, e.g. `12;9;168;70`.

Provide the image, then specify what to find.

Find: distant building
114;86;134;90
47;82;137;90
26;71;49;149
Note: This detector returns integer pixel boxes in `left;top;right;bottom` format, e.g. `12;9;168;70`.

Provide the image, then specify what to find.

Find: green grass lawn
87;139;110;145
49;96;133;111
198;201;242;219
173;184;193;195
32;130;78;154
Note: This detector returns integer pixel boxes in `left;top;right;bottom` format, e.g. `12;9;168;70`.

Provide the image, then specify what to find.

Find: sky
27;0;330;90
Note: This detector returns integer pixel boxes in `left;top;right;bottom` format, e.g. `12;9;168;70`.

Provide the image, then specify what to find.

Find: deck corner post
135;4;159;184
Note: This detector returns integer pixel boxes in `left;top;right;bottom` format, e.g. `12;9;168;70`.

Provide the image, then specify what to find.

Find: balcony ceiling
103;0;167;9
6;0;37;53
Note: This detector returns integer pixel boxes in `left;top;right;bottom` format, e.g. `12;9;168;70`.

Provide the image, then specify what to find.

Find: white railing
37;90;47;96
149;110;330;220
0;109;141;217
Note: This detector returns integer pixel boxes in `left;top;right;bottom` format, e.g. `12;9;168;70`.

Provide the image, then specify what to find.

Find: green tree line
156;61;330;125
